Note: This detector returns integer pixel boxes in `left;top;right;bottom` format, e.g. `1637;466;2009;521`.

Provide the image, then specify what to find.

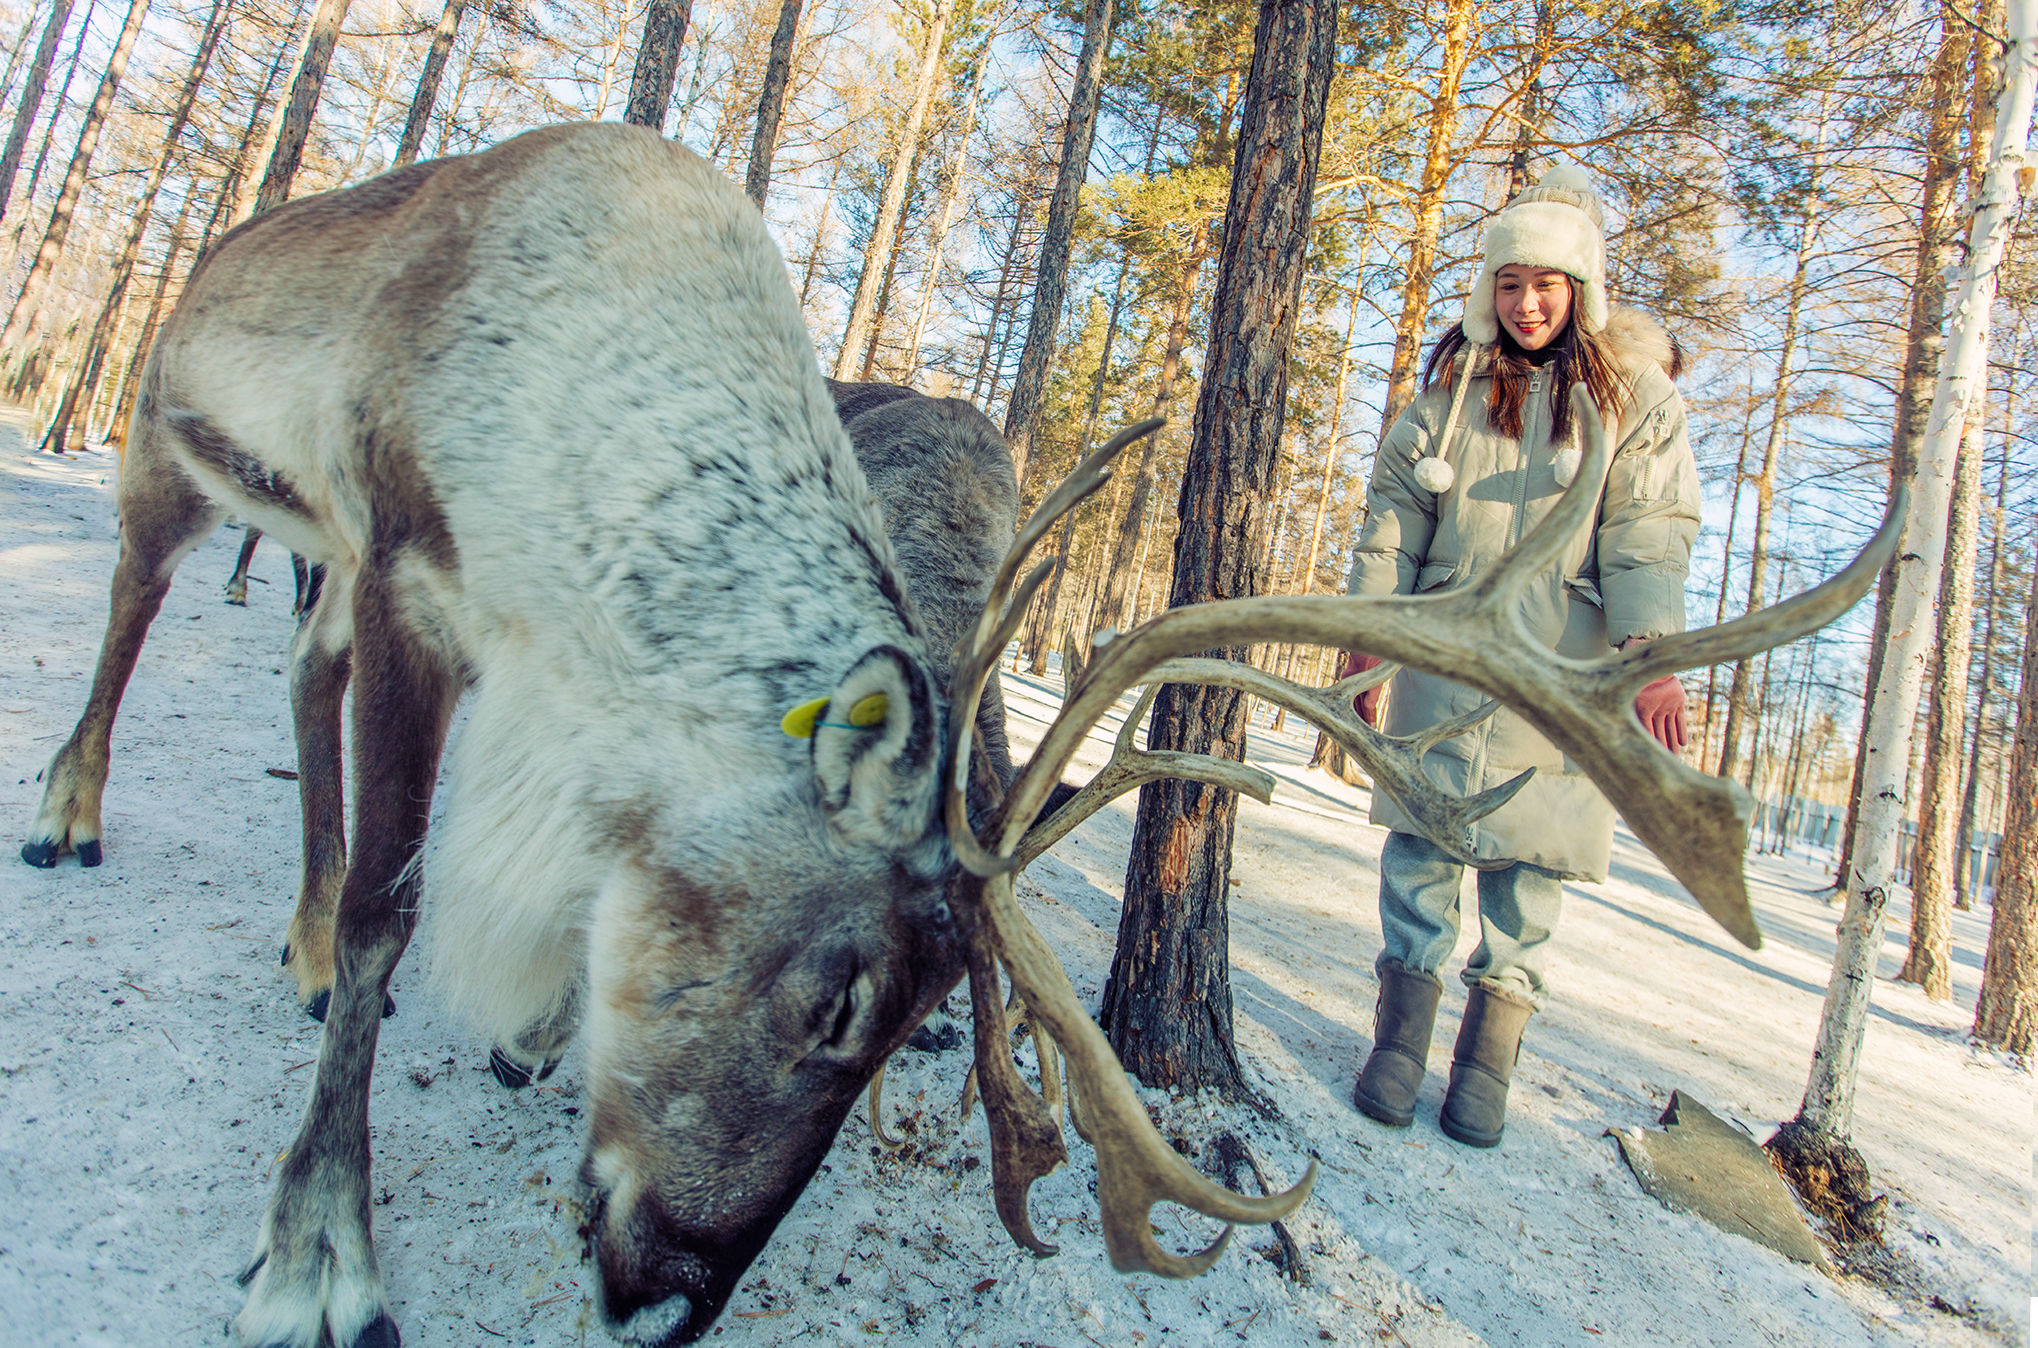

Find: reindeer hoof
305;990;396;1023
20;839;59;867
490;1048;533;1089
76;840;102;867
348;1312;401;1348
279;944;290;967
489;1047;561;1089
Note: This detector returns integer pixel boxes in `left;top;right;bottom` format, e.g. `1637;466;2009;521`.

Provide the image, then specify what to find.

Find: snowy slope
0;426;2023;1346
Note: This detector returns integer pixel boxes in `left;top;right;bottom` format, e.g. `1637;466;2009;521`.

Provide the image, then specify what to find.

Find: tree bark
623;0;691;132
1832;12;1971;890
900;57;982;373
743;0;803;206
8;0;97;241
38;0;226;455
0;0;150;353
250;0;353;216
0;0;75;224
1956;370;2015;910
205;0;307;251
1793;0;2032;1141
394;0;465;168
833;0;952;379
1972;556;2038;1054
1001;0;1114;489
1375;0;1474;441
1099;0;1339;1097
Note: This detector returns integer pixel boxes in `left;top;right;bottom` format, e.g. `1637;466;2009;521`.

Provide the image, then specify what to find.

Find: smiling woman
1342;164;1703;1151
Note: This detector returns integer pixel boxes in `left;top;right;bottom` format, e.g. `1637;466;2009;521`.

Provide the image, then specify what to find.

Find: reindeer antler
940;386;1903;1276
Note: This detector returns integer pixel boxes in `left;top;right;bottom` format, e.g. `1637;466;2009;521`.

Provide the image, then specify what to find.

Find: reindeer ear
812;645;943;854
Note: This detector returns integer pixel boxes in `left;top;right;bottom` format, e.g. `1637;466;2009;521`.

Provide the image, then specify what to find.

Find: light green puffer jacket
1345;307;1701;880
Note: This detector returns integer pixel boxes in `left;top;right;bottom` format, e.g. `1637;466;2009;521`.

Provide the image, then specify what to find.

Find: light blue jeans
1377;830;1563;1006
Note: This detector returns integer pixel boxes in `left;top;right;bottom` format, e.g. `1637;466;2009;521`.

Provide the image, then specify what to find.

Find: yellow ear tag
780;697;830;739
848;693;889;727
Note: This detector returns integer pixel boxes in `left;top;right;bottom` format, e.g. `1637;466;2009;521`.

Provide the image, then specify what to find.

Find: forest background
0;0;2030;1029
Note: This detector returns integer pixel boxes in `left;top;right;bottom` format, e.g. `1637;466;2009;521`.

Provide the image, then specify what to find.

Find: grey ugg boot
1439;981;1535;1148
1353;960;1443;1127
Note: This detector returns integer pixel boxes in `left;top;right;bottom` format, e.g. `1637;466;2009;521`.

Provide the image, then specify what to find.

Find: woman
1344;167;1700;1148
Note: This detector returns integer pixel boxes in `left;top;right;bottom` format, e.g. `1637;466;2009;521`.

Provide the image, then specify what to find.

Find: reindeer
16;121;1901;1347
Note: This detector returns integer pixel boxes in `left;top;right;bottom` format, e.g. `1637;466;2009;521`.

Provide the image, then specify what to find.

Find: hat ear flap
1462;261;1500;344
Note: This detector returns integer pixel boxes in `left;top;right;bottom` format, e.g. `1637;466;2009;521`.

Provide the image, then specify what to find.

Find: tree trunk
0;0;150;353
1502;0;1554;200
1001;0;1114;490
1832;12;1971;892
1787;0;2031;1154
833;0;952;379
0;0;75;224
743;0;802;206
901;57;983;373
0;7;42;109
1022;250;1130;671
250;0;353;217
1972;556;2038;1054
1956;371;2015;911
1376;0;1474;441
1718;132;1823;784
1099;0;1339;1098
8;0;97;243
394;0;465;168
204;0;307;252
38;0;225;455
623;0;691;132
968;181;1033;401
1700;383;1758;771
1094;218;1210;634
108;188;197;442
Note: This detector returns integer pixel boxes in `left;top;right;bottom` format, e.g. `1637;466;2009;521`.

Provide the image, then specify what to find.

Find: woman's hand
1619;638;1688;752
1340;650;1387;728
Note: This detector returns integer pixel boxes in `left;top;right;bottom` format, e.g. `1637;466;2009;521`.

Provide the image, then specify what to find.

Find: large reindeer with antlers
16;121;1898;1347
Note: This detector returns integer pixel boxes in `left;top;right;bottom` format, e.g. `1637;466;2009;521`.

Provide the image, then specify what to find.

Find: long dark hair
1420;305;1627;442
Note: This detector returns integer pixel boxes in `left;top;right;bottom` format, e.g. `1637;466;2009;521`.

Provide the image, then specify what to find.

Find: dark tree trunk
250;0;353;216
1001;0;1114;489
744;0;802;207
1973;559;2038;1054
39;0;225;455
1099;0;1339;1097
0;0;76;223
623;0;690;132
394;0;465;168
1;0;149;351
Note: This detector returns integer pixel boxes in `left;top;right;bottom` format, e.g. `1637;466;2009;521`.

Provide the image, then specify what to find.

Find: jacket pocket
1564;575;1604;609
1416;561;1460;594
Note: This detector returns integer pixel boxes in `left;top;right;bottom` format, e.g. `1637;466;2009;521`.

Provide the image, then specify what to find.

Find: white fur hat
1461;165;1609;345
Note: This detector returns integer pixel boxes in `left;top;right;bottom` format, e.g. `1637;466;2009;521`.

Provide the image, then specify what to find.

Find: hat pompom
1552;446;1582;488
1413;456;1455;494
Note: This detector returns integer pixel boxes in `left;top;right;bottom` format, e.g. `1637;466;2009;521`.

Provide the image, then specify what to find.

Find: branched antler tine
1327;659;1401;700
1139;657;1498;870
1454;767;1536;826
1465;384;1611;615
947;559;1059;878
1606;485;1909;696
977;872;1314;1275
868;1062;903;1151
1407;698;1504;756
959;881;1064;1256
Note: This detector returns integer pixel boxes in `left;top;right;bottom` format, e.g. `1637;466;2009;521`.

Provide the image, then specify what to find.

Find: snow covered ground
0;425;2026;1347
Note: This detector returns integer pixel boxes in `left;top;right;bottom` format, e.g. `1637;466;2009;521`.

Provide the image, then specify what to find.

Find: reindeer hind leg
22;431;222;867
225;524;261;605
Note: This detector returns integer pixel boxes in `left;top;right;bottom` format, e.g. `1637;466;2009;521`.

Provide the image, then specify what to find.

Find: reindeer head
574;645;969;1343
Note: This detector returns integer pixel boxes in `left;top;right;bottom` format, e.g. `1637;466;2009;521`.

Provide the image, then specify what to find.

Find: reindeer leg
236;563;459;1348
22;441;221;867
280;565;353;1018
224;524;261;605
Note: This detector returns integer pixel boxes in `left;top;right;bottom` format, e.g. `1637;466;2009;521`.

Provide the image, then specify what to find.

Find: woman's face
1494;265;1573;350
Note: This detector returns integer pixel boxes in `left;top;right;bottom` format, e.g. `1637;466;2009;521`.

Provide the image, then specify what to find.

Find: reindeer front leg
237;563;459;1348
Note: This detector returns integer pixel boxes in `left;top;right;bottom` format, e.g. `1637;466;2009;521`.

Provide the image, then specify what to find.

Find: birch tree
1770;0;2035;1207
